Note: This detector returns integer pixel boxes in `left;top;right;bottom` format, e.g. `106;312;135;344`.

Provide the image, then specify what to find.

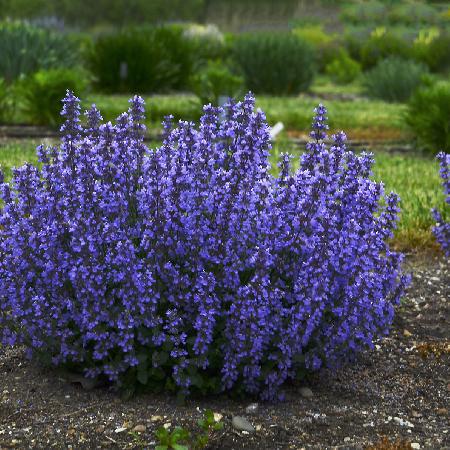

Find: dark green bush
363;57;429;103
0;21;79;83
190;60;244;106
20;69;88;126
88;25;193;93
358;30;411;70
405;82;450;154
325;49;361;84
412;30;450;73
232;32;316;95
0;79;14;123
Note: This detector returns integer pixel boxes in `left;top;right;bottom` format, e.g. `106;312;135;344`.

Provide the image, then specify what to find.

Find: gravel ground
0;255;448;450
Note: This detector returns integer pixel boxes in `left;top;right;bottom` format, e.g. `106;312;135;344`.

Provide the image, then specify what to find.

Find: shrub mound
232;32;316;95
405;82;450;154
0;92;409;400
363;57;428;103
432;153;450;256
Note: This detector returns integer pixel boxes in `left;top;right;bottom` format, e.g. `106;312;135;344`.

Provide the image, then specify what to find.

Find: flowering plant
432;152;449;256
0;92;409;400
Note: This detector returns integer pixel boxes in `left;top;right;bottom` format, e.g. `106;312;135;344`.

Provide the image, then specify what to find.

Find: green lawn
85;92;408;139
0;139;445;253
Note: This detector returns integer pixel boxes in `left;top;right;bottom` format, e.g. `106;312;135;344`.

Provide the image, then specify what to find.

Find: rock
114;427;127;433
213;413;223;422
411;444;420;449
232;416;255;433
437;408;448;416
403;329;412;337
150;415;163;422
132;424;146;433
411;410;422;418
393;417;414;428
245;403;259;414
299;387;314;399
344;437;351;442
163;423;171;429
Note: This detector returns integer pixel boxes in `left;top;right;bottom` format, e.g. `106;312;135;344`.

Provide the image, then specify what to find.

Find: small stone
95;425;105;433
132;424;146;433
114;427;127;433
403;329;412;337
411;410;422;418
163;423;171;429
232;416;255;433
255;424;262;431
411;443;420;449
150;415;163;422
299;387;313;399
245;403;259;414
213;413;223;422
344;437;351;442
437;408;448;416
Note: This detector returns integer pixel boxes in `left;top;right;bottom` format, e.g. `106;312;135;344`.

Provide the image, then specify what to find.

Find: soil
0;254;448;450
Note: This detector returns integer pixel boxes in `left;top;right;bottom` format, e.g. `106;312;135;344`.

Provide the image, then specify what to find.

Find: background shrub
182;24;228;68
20;69;88;126
0;21;79;83
190;60;244;106
232;32;316;95
0;93;409;401
340;1;387;24
0;79;15;123
88;25;193;93
358;30;411;70
292;25;340;72
363;57;429;103
412;30;450;73
325;49;361;84
405;82;450;154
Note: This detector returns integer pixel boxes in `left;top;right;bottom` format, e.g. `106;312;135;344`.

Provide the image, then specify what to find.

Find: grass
85;92;408;139
0;139;445;253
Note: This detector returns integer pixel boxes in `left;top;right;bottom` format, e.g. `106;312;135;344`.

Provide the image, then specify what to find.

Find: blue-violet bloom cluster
0;92;410;400
432;152;449;256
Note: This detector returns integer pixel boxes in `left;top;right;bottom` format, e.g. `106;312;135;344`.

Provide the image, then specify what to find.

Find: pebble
132;424;146;433
411;410;422;418
299;387;314;399
213;413;223;422
245;403;259;414
344;437;351;442
150;415;163;422
393;417;414;428
411;444;420;449
403;329;412;337
437;408;448;416
114;427;127;433
232;416;255;433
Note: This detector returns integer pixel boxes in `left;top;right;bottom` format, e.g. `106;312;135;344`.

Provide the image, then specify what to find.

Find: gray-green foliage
363;57;429;102
0;21;79;82
232;32;316;95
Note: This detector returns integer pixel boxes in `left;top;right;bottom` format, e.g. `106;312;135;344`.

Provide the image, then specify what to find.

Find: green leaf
172;445;189;450
137;368;148;385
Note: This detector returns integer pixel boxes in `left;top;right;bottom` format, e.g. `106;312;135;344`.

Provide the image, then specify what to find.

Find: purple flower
0;92;410;400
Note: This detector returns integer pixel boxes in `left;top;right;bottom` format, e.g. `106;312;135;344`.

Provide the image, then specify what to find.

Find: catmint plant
0;91;410;400
432;152;449;256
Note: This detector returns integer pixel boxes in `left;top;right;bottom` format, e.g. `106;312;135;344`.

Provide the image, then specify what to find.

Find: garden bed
0;254;448;450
